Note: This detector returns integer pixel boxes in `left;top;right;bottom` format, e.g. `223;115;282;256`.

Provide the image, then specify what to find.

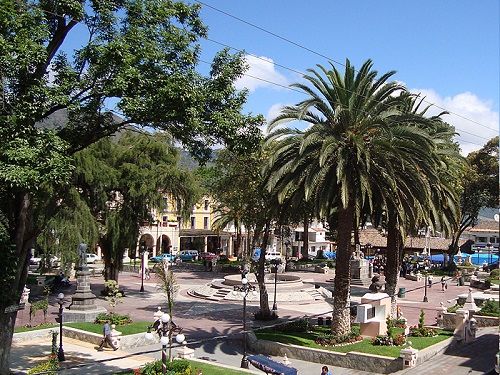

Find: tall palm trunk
385;211;402;318
256;221;272;318
331;201;355;336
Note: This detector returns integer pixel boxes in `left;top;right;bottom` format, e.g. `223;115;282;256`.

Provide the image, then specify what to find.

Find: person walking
321;365;332;375
97;320;118;351
428;275;433;288
441;276;448;291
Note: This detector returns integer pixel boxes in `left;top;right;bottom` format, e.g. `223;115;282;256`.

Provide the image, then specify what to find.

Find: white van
265;251;282;261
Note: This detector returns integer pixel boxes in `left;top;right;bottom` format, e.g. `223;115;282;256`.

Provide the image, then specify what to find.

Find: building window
295;232;304;241
162;216;168;226
204;217;209;229
204;199;209;211
190;217;195;229
477;236;487;243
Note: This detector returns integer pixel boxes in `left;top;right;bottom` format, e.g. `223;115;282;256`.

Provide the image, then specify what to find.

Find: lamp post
233;273;257;368
145;311;184;375
56;293;65;362
271;258;281;313
423;267;429;302
140;244;146;293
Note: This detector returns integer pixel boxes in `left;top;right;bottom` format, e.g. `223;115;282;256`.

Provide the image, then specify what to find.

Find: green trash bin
398;287;406;298
458;276;464;286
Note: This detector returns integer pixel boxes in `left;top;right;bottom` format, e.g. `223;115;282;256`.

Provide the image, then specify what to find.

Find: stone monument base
63;306;108;323
350;258;371;286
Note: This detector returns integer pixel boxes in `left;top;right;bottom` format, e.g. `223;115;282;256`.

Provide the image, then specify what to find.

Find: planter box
61;326;159;349
13;326;159;349
248;332;403;374
442;312;499;330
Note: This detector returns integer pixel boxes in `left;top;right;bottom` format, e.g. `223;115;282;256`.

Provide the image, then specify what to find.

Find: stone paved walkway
400;326;498;374
14;266;495;374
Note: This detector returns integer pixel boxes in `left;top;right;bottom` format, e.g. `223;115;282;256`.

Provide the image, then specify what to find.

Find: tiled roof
359;228;465;251
463;219;499;234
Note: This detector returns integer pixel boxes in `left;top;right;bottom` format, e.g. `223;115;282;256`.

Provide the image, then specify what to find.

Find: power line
28;5;494;146
196;0;498;134
199;59;486;147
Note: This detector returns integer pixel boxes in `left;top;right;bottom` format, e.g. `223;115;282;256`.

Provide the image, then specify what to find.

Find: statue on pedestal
77;243;88;269
368;274;383;293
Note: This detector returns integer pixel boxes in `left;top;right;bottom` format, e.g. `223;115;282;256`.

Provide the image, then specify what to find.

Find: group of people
371;254;386;274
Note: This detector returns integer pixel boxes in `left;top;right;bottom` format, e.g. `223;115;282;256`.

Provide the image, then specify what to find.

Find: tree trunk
331;201;354;336
235;224;242;258
385;211;402;318
302;215;309;259
0;192;33;374
256;221;271;318
0;311;16;375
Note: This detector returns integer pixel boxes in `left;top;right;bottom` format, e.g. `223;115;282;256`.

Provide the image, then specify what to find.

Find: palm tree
265;59;447;335
379;95;462;308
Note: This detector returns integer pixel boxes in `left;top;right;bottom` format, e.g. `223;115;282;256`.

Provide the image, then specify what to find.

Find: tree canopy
0;1;262;372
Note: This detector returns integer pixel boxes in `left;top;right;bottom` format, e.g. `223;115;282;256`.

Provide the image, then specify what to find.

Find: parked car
199;252;218;261
86;253;99;264
30;255;59;267
265;251;282;261
179;250;199;261
150;253;177;263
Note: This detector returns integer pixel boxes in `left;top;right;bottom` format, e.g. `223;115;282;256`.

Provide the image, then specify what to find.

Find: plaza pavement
12;265;498;374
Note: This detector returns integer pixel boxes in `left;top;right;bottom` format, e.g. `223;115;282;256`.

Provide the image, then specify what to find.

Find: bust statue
368;274;383;293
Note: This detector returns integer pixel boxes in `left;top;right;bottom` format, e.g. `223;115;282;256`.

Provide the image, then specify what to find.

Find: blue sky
195;0;499;154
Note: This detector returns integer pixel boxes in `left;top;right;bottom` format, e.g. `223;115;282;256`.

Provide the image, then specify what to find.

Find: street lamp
140;244;146;293
145;311;185;375
423;266;429;302
232;273;257;368
271;258;281;313
56;293;65;361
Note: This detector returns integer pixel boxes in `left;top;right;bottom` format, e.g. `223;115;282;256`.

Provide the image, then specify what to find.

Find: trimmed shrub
95;312;132;325
274;318;311;333
27;355;58;374
409;310;438;337
477;299;500;317
140;359;191;375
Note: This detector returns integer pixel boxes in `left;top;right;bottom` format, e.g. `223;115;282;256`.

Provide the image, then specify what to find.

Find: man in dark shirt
97;320;118;351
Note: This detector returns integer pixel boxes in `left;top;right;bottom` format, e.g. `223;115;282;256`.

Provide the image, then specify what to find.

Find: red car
199;252;218;261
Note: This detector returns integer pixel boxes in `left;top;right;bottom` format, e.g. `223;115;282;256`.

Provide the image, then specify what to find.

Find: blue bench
247;354;297;375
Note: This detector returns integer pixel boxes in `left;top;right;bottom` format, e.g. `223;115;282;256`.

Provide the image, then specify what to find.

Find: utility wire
196;0;498;134
29;6;493;146
198;59;485;147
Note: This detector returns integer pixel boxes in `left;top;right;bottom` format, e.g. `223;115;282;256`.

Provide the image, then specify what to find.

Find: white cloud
266;103;285;123
410;88;498;155
234;55;289;92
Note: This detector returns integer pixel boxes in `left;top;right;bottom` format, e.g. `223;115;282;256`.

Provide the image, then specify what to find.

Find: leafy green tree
75;131;200;282
265;59;444;335
0;1;261;372
209;146;284;319
448;136;499;262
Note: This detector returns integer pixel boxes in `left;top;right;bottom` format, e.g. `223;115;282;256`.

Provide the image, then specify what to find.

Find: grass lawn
65;321;151;335
118;360;251;375
14;323;58;333
490;279;500;285
255;329;453;358
188;360;252;375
